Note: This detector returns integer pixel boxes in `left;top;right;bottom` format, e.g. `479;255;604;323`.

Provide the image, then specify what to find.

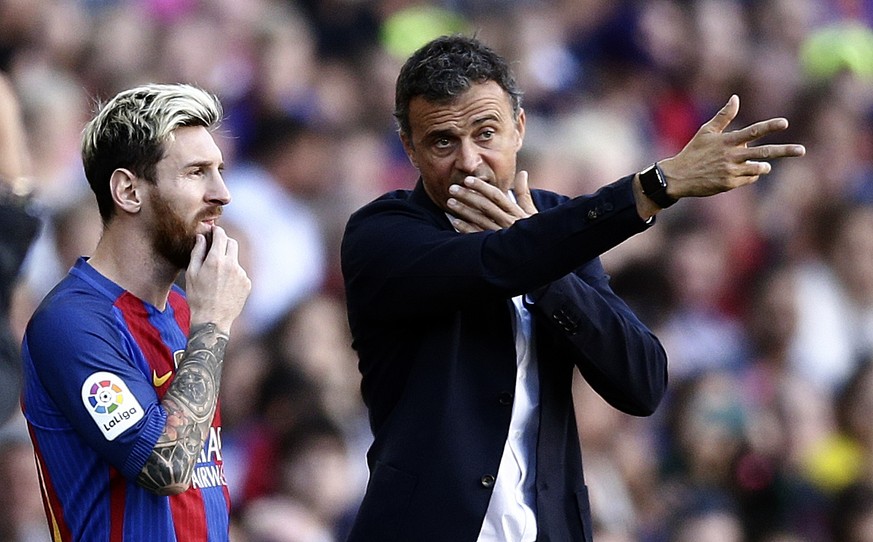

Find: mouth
197;208;223;228
195;217;221;240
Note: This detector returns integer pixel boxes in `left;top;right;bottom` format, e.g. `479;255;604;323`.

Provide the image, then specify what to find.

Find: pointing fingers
701;94;740;134
726;117;789;146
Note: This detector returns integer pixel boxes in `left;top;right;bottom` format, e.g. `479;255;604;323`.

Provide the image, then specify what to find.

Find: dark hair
393;35;523;139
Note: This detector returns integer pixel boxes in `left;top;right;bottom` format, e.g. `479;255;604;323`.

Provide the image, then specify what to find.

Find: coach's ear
514;108;526;152
400;132;419;170
110;168;142;215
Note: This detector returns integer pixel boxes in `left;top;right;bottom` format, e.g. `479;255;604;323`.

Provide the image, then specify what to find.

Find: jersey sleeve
22;290;166;480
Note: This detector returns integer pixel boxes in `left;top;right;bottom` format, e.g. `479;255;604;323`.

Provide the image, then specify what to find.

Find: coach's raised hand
636;94;806;218
447;170;538;233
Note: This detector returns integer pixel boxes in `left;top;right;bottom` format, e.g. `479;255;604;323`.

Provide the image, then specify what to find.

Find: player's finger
208;225;228;258
188;233;207;272
225;237;239;260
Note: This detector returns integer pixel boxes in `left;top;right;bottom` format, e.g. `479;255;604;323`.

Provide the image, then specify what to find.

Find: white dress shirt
477;292;540;541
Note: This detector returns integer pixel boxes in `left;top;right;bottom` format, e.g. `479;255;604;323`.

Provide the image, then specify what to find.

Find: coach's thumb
514;170;537;216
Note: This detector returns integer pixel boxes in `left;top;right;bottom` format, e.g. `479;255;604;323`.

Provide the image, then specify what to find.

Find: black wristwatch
639;162;677;209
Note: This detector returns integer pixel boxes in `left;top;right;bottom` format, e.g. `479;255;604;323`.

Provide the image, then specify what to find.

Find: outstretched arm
635;94;806;218
447;95;806;226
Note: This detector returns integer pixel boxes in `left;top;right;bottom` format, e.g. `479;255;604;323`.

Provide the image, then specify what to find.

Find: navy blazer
341;175;668;542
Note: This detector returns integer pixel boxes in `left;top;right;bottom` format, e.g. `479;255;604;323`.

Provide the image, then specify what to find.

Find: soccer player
20;83;251;541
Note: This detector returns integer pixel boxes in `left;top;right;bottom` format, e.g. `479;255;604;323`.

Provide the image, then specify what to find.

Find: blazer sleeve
342;175;652;322
525;261;668;416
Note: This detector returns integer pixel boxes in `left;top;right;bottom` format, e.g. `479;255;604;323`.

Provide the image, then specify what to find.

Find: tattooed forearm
137;323;228;495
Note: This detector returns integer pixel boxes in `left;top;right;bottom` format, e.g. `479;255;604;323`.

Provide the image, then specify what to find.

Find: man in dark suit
340;35;805;542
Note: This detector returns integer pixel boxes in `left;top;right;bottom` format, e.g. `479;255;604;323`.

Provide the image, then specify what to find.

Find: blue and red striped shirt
21;257;230;541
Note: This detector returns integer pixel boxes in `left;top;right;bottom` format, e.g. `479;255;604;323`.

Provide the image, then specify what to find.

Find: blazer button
587;208;600;221
498;391;513;405
480;475;495;488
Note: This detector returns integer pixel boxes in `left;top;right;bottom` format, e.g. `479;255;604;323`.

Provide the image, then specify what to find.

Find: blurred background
2;0;873;540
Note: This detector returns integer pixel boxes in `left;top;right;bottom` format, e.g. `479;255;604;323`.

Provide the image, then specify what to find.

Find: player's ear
109;168;142;215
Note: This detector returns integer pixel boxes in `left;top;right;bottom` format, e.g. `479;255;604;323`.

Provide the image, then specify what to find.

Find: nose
208;171;231;206
456;138;482;174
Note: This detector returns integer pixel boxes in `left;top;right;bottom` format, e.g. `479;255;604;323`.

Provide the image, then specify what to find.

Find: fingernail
447;198;457;207
449;185;460;194
464;177;475;186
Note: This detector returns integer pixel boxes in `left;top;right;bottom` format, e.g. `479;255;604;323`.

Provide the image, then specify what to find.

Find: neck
88;224;181;310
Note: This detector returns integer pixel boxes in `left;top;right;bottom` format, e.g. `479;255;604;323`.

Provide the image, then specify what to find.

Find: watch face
641;164;666;194
652;166;667;188
640;163;676;207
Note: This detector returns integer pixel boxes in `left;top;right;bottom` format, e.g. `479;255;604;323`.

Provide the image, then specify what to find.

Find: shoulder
344;187;445;238
529;188;570;210
347;189;417;222
26;275;116;345
31;275;108;320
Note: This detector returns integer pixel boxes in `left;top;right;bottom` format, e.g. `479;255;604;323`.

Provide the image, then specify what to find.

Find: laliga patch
81;371;144;441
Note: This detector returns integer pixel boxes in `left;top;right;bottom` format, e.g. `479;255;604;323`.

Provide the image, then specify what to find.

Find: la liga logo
87;379;124;414
81;371;144;441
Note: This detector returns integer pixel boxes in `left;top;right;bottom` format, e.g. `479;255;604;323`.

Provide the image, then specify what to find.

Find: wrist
633;173;661;221
189;318;232;337
639;162;677;209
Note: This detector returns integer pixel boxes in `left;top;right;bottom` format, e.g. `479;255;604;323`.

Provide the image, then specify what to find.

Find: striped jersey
21;257;230;541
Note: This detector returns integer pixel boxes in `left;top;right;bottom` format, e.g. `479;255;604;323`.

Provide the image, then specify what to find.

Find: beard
147;189;219;270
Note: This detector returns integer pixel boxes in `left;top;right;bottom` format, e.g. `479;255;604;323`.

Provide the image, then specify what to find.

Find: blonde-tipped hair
81;83;223;223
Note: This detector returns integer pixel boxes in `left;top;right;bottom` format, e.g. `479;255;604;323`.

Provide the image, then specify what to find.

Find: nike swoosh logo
152;370;173;387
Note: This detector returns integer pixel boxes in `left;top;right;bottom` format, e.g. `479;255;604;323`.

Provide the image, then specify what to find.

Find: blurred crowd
1;0;873;540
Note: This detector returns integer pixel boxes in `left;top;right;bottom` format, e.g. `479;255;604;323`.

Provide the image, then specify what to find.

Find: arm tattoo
137;323;228;495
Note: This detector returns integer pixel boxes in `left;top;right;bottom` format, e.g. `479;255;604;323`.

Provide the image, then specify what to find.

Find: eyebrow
472;113;501;125
424;114;502;140
183;159;224;170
